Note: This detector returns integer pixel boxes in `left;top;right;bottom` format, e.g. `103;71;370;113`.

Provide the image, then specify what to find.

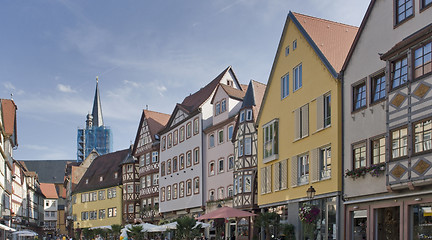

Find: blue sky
0;0;369;160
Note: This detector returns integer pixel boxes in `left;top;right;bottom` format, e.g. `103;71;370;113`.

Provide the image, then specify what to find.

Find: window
324;94;331;127
161;187;165;202
98;190;105;200
209;134;215;148
246;109;253;121
411;204;432;239
194;148;199;165
173;184;178;199
218;130;224;144
167;186;171;201
414;119;432;153
295;104;309;139
228;155;234;171
161;162;165;176
179;182;185;198
391;127;408;158
127;184;134;193
263;120;278;159
186;179;192;196
395;0;413;24
281;73;289;98
421;0;432;9
414;42;432;78
260;166;271;194
293;40;297;50
209;161;215;176
239;139;244;157
227;186;233;197
99;209;106;219
180;127;185;142
298;154;309;185
128;204;134;213
153;173;159;185
194;177;199;194
215;102;221;115
209;190;215;201
127;164;133;173
167;134;172;148
146;175;151;187
244;137;252;155
221;99;226;112
239;110;245;123
353;143;367;169
353;82;366;110
228;125;234;140
179;154;185;169
162;137;166;151
193;118;199;135
108;208;117;217
139;155;145;167
391;57;408;89
371;73;386;102
372;137;386;164
186;122;192;138
319;147;331;179
173;157;178;172
273;160;287;191
167;159;171;174
293;64;302;91
187;151;192;167
152;151;158;163
218;187;224;199
81;211;88;220
218;158;224;173
285;45;290;56
173;130;178;145
244;175;252;192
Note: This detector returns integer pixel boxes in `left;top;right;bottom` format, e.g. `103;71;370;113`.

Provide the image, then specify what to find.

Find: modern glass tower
77;78;113;162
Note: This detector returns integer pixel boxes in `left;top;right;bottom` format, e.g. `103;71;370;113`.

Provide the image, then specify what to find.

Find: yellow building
72;149;129;229
256;12;357;239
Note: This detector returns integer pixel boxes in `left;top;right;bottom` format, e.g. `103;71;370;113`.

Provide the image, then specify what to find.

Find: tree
175;216;201;240
127;225;145;240
280;224;295;240
254;212;281;240
110;224;123;240
82;228;95;240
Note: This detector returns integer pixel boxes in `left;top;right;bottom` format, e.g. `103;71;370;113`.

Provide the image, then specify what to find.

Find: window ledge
263;154;278;164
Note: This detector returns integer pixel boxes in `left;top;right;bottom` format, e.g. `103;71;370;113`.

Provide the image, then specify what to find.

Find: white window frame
263;119;279;162
298;154;309;185
319;146;331;180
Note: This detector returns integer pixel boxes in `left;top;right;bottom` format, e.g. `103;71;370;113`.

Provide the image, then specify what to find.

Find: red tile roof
144;110;170;141
40;183;58;199
292;12;358;73
1;99;18;143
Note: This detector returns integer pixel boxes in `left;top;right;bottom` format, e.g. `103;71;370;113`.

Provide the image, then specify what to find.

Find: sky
0;0;370;160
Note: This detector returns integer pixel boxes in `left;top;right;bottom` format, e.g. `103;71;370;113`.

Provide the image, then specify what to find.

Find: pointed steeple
91;76;104;127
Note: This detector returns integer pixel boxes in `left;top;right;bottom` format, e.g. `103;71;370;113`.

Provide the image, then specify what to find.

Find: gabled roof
132;110;170;155
1;99;18;145
23;160;72;184
162;66;242;132
73;148;129;194
256;11;357;126
210;83;247;104
40;183;58;199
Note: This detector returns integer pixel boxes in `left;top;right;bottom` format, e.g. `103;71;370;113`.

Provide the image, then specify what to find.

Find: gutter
339;70;345;240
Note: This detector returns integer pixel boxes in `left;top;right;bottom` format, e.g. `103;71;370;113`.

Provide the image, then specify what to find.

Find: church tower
77;77;113;162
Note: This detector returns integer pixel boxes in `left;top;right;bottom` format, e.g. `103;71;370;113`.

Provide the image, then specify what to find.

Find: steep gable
0;99;18;146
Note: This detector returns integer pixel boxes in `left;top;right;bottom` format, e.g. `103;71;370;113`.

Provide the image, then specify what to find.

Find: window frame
390;126;408;160
390;56;409;90
239;110;245;123
293;63;302;92
293;39;297;50
221;99;227;113
421;0;432;10
218;158;224;173
394;0;414;26
209;134;215;148
413;41;432;79
228;155;234;171
244;136;252;156
263;119;279;162
319;146;331;180
173;130;178;146
228;125;234;141
413;117;432;155
193;118;199;135
324;93;331;128
285;45;290;56
218;129;224;144
179;181;185;198
281;73;289;99
186;179;192;196
246;109;253;121
186;150;192;167
371;135;386;165
209;161;215;176
193;147;200;165
186;122;192;139
352;141;367;169
193;177;200;195
297;153;309;185
179;126;185;142
179;154;185;170
352;80;367;112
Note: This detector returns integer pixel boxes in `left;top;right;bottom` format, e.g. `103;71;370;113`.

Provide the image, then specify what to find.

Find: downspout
339;70;345;240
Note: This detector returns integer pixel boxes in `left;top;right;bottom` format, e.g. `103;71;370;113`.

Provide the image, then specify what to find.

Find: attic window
285;46;290;56
114;172;118;178
293;40;297;50
100;176;103;182
85;179;89;184
227;80;233;86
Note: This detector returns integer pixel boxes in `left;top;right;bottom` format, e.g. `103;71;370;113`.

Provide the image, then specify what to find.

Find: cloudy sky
0;0;370;160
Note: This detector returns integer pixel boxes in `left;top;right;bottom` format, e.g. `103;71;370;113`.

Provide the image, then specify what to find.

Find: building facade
40;183;58;238
132;110;169;224
256;12;357;239
77;78;112;162
342;0;432;239
120;149;140;224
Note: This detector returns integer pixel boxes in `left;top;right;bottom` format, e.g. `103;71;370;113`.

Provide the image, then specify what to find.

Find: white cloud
123;80;140;88
57;84;77;93
3;82;25;95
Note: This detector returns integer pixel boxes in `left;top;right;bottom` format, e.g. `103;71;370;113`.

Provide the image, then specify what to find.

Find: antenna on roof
146;105;148;110
96;76;99;83
10;93;13;100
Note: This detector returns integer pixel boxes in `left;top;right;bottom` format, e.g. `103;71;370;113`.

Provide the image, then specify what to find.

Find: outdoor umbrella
196;206;256;220
13;230;38;237
0;224;16;232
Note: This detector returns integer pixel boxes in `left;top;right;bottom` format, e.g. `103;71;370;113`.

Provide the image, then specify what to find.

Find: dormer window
246;109;253;121
114;172;118;178
215;102;221;115
85;179;89;184
227;80;233;86
221;99;226;113
239;110;245;123
99;176;103;182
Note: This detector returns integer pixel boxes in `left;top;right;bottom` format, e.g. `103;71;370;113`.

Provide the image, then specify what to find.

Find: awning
196;206;256;220
12;230;38;236
0;224;16;232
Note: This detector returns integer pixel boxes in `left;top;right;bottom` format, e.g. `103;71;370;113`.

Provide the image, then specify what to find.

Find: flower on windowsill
345;163;386;179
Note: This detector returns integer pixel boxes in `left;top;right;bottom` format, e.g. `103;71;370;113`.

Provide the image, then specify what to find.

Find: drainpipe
340;70;345;240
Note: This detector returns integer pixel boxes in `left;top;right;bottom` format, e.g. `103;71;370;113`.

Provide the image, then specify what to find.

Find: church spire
91;76;104;127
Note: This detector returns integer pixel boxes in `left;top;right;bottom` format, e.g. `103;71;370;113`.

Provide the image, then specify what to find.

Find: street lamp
306;186;316;200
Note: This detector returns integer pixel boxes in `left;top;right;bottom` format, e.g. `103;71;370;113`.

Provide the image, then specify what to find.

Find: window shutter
266;166;272;193
294;108;301;140
302;104;309;138
316;95;324;131
311;148;320;183
260;168;265;194
281;159;287;190
291;156;298;187
274;163;280;191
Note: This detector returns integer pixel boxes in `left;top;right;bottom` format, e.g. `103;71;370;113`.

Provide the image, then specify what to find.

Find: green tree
127;225;145;240
175;216;201;240
82;228;94;240
280;224;295;240
254;212;281;240
110;224;123;240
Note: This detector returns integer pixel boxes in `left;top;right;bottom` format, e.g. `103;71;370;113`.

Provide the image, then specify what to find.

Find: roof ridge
250;79;267;86
292;12;359;29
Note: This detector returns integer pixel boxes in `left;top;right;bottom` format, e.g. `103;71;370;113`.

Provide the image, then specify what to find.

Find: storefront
345;192;432;239
299;196;338;240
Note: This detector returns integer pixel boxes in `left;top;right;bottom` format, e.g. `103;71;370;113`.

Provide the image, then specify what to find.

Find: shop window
351;210;367;240
411;203;432;239
375;207;400;239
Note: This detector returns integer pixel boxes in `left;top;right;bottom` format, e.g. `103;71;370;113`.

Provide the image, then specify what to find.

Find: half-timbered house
120;150;140;224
